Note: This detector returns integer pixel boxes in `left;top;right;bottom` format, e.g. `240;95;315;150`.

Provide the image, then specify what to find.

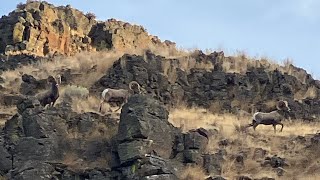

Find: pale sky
1;1;319;78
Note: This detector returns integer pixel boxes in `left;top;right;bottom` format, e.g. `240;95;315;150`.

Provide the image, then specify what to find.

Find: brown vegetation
169;106;320;179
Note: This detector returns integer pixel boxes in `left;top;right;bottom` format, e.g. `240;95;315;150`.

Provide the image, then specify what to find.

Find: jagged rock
184;128;209;151
16;97;41;114
0;132;11;176
10;162;55;180
93;52;320;120
116;95;179;178
183;149;202;164
262;155;287;168
0;93;24;106
0;1;175;57
203;150;225;175
310;133;320;146
13;137;61;166
0;54;41;73
19;74;48;95
117;94;178;159
117;140;153;165
118;154;178;180
2;97;119;179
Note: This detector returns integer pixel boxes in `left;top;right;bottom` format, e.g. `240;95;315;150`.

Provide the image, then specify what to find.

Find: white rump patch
253;112;260;120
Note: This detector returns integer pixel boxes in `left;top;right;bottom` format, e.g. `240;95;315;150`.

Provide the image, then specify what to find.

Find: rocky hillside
0;1;320;180
91;50;320;120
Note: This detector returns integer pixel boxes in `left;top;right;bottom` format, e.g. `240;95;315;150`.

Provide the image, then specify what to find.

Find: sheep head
276;100;291;112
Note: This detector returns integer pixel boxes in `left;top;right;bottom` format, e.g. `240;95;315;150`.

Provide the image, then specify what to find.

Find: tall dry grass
179;165;208;180
169;106;320;179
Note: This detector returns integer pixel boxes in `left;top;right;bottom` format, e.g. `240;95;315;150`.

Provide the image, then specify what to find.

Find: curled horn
129;81;141;94
283;100;291;111
55;74;62;85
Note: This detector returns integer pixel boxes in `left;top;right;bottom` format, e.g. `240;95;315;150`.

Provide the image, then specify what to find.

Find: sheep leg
253;123;258;131
99;100;104;112
279;122;284;132
114;100;125;112
51;99;57;107
273;124;277;133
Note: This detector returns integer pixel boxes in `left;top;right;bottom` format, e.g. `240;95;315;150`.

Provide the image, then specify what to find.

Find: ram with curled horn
247;100;291;133
99;81;141;112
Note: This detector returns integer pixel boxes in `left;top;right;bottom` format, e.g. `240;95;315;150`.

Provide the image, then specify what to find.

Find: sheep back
253;111;283;123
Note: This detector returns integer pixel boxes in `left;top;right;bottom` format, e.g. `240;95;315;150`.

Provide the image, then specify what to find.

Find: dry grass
179;165;208;180
294;86;318;100
70;96;103;114
169;106;320;179
0;106;16;127
61;151;110;171
60;85;89;99
0;50;124;92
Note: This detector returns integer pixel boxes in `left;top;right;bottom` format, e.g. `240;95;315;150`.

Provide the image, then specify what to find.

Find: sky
1;0;320;78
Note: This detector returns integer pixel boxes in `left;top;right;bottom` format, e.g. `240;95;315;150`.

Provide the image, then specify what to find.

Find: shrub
85;12;96;20
16;2;25;9
62;85;89;99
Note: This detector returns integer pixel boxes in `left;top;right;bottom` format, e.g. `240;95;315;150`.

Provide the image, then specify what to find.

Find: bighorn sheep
36;75;59;108
248;100;291;133
99;81;141;112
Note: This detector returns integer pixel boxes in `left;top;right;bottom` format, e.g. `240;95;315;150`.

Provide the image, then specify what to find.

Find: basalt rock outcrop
92;51;320;121
0;94;228;179
1;97;119;179
0;1;175;57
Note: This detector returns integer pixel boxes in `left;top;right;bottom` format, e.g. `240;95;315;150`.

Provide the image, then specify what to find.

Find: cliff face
0;1;175;57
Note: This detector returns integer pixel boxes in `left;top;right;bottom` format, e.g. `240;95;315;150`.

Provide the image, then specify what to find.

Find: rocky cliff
0;1;175;57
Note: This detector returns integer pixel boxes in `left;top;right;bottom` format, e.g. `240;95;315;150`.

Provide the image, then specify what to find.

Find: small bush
62;85;89;99
85;12;96;20
16;2;25;9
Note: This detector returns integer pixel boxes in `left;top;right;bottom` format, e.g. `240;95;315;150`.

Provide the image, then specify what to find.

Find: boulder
117;140;153;165
183;149;202;164
203;150;225;175
184;128;209;151
262;155;287;168
0;132;12;175
19;74;48;95
117;94;178;159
